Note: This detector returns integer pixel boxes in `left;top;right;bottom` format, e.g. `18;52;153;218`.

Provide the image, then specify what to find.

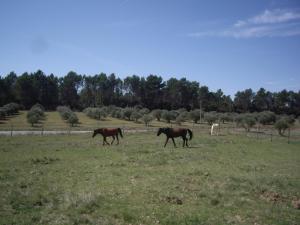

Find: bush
57;106;73;120
274;115;295;136
2;102;21;115
257;111;276;125
274;119;289;136
84;107;107;120
139;108;150;115
175;111;188;125
57;106;79;126
131;111;142;122
26;103;45;127
161;110;177;123
219;113;231;123
152;109;162;121
204;112;219;125
236;113;256;132
67;113;79;127
27;112;40;127
31;103;45;112
122;107;134;120
141;114;153;126
189;109;203;124
111;108;123;119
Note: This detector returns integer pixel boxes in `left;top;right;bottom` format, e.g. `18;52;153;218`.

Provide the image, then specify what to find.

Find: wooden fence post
270;130;273;142
10;123;13;137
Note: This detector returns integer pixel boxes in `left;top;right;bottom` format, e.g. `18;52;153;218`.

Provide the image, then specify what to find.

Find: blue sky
0;0;300;97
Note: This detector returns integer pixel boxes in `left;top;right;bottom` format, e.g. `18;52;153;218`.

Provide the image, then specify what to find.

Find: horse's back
107;128;121;135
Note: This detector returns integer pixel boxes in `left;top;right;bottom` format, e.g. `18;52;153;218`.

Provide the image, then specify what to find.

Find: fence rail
1;123;299;143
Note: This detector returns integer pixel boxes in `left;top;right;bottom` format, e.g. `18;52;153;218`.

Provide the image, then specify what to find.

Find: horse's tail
118;128;123;138
187;129;193;140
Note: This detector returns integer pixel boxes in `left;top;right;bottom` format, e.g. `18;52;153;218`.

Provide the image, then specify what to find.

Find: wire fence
1;122;299;144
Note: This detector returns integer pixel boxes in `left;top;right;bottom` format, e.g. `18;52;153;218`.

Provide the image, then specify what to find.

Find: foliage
161;110;177;123
257;111;276;125
57;106;79;127
175;113;186;125
219;113;231;123
130;111;142;122
57;106;73;120
26;103;45;127
204;112;219;125
139;108;150;115
122;107;134;120
151;109;162;121
236;113;256;132
188;109;203;124
1;70;300;116
141;114;153;126
274;115;295;136
84;107;107;120
67;113;79;127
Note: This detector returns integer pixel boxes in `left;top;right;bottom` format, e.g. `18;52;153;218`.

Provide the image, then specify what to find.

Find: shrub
219;113;231;123
2;102;21;115
204;112;219;125
175;111;188;125
111;108;123;119
141;114;153;126
31;103;45;111
57;106;72;120
162;110;176;123
257;111;276;125
139;108;150;115
131;111;142;122
84;107;108;120
274;115;295;136
26;103;45;127
67;113;79;127
152;109;162;121
236;113;256;132
27;112;40;127
189;109;203;124
122;108;134;120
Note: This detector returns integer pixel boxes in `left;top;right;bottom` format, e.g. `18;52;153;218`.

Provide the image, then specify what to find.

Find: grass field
0;132;299;225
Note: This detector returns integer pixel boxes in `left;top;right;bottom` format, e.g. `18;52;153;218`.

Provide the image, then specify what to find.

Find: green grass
0;132;299;224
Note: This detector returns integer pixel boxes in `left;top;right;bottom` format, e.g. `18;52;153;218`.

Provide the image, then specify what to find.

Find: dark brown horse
157;127;193;147
92;128;123;145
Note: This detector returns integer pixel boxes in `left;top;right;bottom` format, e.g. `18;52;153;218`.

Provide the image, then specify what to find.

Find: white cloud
250;9;300;24
189;9;300;39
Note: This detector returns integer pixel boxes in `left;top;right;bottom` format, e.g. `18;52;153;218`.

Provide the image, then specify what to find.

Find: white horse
211;123;219;136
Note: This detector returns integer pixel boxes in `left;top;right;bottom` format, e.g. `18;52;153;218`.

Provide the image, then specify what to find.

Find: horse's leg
172;137;176;147
116;134;119;145
182;136;186;147
104;137;110;145
111;136;115;145
102;137;105;146
164;137;169;147
185;136;189;147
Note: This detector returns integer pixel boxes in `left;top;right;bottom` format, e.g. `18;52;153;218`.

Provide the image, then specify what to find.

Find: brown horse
92;128;123;145
157;127;193;147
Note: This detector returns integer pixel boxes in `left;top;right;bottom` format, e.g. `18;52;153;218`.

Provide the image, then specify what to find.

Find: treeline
0;70;299;115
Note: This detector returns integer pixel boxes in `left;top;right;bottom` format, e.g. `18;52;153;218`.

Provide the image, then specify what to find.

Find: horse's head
92;129;101;138
157;128;165;136
92;130;97;138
